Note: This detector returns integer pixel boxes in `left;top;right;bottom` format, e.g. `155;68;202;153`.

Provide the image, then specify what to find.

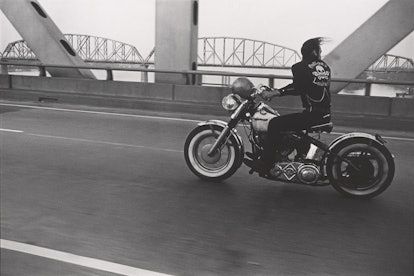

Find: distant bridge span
1;34;413;72
201;37;300;68
1;34;147;64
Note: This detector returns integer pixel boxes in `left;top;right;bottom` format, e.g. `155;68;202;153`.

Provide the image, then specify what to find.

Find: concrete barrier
174;85;230;103
11;75;174;100
0;74;10;89
390;97;414;118
1;74;414;130
331;94;391;116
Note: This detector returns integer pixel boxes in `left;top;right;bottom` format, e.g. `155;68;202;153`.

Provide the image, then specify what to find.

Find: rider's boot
243;157;270;176
259;151;285;177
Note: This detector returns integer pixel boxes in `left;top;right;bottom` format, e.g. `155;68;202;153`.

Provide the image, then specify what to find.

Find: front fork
207;102;247;156
207;124;235;156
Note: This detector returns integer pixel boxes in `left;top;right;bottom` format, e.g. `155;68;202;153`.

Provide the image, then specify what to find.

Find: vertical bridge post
155;0;199;85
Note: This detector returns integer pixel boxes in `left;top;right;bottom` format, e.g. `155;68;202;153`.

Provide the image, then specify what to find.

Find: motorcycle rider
253;37;332;175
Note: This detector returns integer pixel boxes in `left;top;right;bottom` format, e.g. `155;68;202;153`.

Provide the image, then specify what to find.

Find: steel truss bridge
1;34;413;72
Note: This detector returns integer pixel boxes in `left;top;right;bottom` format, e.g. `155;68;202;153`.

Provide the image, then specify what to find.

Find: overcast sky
0;0;413;59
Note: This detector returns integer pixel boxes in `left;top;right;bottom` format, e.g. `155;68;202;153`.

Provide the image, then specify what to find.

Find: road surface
1;102;413;276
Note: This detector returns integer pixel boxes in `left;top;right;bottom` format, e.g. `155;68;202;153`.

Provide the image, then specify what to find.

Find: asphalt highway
1;102;413;276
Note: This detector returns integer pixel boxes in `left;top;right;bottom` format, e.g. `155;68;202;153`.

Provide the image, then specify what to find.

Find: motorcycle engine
270;162;320;185
297;164;320;184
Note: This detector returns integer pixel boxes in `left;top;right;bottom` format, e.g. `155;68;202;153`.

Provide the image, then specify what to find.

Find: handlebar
250;84;272;98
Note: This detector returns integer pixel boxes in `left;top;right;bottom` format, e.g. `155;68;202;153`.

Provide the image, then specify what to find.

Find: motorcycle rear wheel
327;139;395;199
184;125;241;181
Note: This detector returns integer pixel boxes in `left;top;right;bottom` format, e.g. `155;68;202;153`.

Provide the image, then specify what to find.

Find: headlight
222;94;240;111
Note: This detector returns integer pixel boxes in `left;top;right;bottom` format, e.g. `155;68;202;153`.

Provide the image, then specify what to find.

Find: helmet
231;77;254;98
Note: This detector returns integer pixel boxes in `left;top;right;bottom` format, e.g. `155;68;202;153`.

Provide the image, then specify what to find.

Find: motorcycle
184;78;395;198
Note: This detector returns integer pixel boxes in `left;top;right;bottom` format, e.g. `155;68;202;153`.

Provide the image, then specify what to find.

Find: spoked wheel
184;125;242;181
327;140;394;198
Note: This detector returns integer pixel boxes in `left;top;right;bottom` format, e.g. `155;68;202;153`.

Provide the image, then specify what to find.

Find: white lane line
381;136;414;142
0;128;24;133
1;239;172;276
2;102;414;142
28;133;183;153
0;102;200;123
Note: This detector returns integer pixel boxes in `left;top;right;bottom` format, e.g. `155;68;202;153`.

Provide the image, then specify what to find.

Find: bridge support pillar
324;0;414;93
0;0;95;79
141;66;149;83
155;0;199;85
0;64;8;74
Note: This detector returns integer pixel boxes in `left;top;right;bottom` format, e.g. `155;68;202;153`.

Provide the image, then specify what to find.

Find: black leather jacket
280;58;331;114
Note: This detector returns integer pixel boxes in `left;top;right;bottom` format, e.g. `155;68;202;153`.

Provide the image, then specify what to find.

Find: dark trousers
261;111;330;166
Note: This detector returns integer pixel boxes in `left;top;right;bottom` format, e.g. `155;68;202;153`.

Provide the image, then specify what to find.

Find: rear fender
320;132;394;179
329;132;386;153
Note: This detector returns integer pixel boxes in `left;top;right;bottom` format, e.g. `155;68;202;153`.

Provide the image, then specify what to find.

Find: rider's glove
261;87;281;101
259;85;272;92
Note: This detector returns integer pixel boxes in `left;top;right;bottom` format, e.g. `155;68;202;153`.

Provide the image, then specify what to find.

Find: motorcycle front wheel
184;125;242;181
327;139;395;199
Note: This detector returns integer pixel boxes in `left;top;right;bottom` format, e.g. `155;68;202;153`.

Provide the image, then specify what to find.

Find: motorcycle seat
307;122;333;133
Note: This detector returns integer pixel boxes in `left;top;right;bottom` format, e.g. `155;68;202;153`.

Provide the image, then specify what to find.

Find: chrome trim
329;132;385;151
197;120;244;153
305;144;319;159
230;100;248;120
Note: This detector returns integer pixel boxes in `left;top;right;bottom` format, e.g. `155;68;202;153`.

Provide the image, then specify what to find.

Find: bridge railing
1;61;413;97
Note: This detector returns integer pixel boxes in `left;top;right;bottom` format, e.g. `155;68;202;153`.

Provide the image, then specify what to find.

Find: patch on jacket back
308;61;330;87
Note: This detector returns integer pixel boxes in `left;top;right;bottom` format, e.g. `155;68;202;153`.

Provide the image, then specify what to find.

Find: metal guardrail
3;35;413;72
1;61;413;97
